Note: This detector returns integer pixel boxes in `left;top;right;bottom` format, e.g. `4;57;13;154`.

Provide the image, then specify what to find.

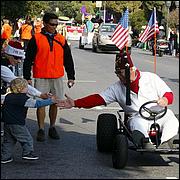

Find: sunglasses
13;56;22;60
48;22;58;27
115;69;125;77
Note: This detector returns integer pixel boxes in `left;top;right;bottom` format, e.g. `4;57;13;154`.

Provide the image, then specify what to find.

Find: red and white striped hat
115;52;134;71
4;40;25;59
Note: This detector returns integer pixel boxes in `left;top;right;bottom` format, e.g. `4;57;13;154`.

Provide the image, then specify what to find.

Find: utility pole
96;1;102;21
165;1;171;39
103;1;106;23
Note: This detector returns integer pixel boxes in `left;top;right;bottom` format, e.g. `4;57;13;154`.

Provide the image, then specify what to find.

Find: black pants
1;39;6;49
22;39;30;52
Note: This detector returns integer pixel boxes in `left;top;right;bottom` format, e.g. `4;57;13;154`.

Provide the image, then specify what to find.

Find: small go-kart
151;39;169;57
96;100;179;169
156;39;169;57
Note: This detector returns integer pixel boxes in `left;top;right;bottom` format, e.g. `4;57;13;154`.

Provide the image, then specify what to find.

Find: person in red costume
56;52;179;149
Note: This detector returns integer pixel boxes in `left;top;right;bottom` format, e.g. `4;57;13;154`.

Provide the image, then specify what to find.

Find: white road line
166;177;178;179
71;106;121;110
92;106;121;110
63;80;96;83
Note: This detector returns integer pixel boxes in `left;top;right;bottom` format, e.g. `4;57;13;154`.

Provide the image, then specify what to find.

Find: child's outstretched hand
40;92;53;99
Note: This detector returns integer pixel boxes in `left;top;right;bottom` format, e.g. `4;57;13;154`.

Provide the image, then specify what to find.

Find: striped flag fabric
139;8;159;43
111;8;129;50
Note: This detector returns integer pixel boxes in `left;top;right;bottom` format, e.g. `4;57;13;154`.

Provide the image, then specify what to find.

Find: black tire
96;113;117;152
95;39;101;53
92;43;96;52
96;43;101;53
159;51;163;57
112;134;128;169
79;37;84;49
96;46;101;53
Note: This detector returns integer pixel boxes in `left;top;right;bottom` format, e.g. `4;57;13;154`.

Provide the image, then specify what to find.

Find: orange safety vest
1;24;12;39
20;24;33;40
33;33;65;78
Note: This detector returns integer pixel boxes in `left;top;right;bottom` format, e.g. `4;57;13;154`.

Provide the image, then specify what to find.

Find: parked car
92;23;119;53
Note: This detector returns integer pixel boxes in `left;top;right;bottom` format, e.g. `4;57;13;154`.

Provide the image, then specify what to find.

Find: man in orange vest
19;18;34;51
34;18;43;34
1;19;12;47
23;13;75;142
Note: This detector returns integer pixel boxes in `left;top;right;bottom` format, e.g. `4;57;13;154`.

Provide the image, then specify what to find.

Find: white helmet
159;26;164;30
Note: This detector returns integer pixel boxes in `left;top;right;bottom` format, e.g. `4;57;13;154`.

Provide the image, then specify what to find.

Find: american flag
139;8;159;43
111;9;129;50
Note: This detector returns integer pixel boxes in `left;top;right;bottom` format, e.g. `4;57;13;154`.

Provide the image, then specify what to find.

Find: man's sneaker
167;136;178;149
132;130;145;147
158;143;168;149
22;152;39;160
143;142;156;149
132;130;156;149
158;136;178;149
1;157;13;164
36;129;45;142
48;127;60;139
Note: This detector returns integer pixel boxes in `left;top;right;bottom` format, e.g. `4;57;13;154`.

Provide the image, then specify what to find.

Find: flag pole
154;7;157;74
126;7;129;55
126;44;128;54
125;7;131;105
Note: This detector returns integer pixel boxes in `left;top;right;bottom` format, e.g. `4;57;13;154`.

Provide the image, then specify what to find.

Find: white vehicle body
67;26;83;41
92;23;119;53
79;31;94;49
57;20;83;41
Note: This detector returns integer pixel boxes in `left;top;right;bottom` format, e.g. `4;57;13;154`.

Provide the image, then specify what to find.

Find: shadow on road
1;117;178;179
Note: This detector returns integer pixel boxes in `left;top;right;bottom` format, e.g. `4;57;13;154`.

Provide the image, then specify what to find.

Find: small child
1;78;56;164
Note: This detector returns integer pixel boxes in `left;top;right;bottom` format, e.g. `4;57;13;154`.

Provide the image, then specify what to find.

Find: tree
1;1;170;34
1;1;26;21
167;9;179;29
1;1;50;21
129;10;146;35
105;1;144;34
25;1;50;18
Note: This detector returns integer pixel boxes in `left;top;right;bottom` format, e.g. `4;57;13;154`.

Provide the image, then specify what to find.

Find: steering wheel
139;100;167;120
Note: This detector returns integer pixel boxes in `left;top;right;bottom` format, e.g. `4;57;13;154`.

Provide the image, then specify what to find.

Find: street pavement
1;43;179;179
